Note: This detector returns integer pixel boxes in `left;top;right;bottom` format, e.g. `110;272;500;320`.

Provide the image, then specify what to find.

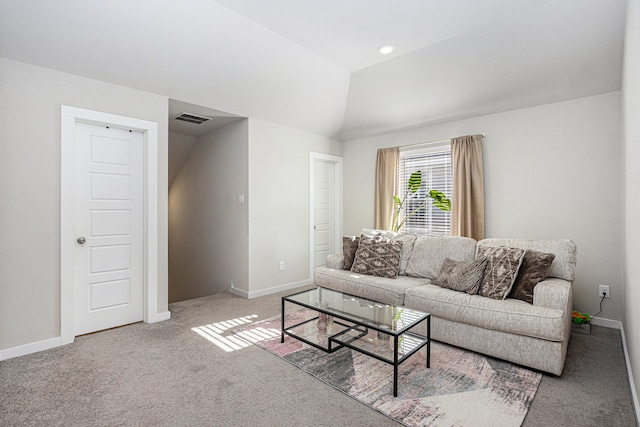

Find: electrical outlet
599;284;610;298
279;261;285;271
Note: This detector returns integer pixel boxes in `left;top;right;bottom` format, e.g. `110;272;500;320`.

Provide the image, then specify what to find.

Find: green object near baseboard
572;310;591;324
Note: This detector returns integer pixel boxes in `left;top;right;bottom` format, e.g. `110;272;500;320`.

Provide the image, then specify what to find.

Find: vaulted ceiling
0;0;627;140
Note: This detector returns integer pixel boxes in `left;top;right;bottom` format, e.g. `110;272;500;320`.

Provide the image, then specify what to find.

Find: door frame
309;152;343;280
60;106;160;345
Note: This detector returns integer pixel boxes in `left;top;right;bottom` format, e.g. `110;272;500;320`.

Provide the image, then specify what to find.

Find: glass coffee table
281;287;430;397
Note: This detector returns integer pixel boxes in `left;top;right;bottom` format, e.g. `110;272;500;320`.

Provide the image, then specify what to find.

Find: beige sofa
314;236;577;375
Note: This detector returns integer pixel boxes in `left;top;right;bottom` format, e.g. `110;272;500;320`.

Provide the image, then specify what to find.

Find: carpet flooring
0;287;637;426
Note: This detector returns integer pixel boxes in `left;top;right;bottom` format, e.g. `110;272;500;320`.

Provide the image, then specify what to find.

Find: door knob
77;236;86;244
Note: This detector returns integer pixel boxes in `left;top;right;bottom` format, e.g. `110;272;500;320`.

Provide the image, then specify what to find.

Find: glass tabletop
283;287;429;335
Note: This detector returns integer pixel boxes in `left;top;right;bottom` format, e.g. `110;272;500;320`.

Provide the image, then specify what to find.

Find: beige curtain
374;147;399;230
451;134;485;240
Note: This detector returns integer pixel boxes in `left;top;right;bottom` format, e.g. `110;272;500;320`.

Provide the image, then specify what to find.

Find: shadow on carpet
233;313;541;427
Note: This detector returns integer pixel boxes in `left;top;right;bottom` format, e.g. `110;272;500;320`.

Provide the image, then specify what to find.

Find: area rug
233;312;542;427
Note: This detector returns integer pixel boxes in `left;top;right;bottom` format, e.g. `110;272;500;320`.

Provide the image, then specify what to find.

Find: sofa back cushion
478;238;577;282
405;236;477;279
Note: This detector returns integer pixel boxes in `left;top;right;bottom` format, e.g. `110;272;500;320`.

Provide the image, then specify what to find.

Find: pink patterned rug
234;313;541;427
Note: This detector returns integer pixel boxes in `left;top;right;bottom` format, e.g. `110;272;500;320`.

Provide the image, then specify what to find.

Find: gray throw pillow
350;235;403;279
508;250;556;304
392;233;417;275
342;235;360;270
476;245;526;300
433;257;488;294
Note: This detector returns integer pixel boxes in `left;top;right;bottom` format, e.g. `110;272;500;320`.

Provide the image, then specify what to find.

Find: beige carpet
0;289;637;426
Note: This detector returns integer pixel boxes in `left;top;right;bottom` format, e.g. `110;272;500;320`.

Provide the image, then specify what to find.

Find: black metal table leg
393;335;399;397
426;315;431;368
281;298;285;344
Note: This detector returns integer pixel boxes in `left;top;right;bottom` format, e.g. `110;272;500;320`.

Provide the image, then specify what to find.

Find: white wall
247;119;342;297
168;120;249;303
0;58;169;351
623;0;640;410
343;92;622;321
168;132;196;187
169;117;344;301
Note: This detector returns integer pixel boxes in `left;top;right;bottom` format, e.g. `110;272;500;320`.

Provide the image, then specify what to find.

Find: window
397;144;452;236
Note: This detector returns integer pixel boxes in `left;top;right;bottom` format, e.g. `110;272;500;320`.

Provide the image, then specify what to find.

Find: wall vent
174;112;212;124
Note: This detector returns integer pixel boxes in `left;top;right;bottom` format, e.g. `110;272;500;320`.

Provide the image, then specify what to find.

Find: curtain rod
398;133;485;150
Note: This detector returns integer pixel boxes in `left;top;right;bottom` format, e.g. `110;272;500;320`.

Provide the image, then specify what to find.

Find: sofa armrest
533;278;572;311
533;278;573;343
325;254;345;270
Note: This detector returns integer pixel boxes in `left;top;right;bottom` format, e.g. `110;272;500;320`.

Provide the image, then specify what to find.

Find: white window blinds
397;145;452;236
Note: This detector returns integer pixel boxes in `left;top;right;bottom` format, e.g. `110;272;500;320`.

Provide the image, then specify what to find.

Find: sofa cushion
392;234;417;275
314;266;428;306
362;228;398;239
342;235;360;270
478;238;577;282
351;235;403;279
476;245;525;300
509;250;556;304
405;236;477;279
325;253;345;270
433;257;488;294
404;284;566;341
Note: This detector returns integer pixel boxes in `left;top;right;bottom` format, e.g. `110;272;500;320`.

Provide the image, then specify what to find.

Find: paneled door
313;159;335;267
73;122;144;335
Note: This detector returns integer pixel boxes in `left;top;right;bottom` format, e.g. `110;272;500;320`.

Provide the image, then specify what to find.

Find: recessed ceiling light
378;45;395;55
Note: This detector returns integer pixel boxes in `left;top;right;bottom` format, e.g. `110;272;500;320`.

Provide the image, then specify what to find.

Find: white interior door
73;122;144;335
313;159;335;267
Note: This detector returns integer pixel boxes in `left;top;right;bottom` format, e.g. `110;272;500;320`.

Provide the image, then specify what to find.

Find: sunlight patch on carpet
192;314;280;352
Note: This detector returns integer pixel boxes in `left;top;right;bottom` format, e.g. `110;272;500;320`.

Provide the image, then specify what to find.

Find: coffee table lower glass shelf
281;287;430;397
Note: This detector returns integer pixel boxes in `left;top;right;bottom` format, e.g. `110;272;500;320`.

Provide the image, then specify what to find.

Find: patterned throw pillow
476;245;526;300
342;235;360;270
350;235;403;279
433;257;488;294
509;250;556;304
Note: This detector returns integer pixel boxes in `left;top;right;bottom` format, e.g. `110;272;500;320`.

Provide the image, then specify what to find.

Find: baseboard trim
229;286;249;298
0;337;63;361
619;321;640;426
231;279;314;299
146;311;171;323
590;316;621;329
1;312;172;361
